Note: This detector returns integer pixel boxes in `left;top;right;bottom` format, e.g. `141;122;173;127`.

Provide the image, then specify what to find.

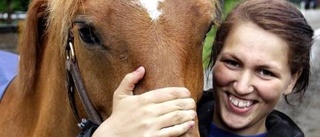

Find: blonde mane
47;0;82;51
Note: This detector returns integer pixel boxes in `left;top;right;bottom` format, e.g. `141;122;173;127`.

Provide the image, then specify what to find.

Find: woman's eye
258;69;275;77
225;60;240;68
78;27;100;45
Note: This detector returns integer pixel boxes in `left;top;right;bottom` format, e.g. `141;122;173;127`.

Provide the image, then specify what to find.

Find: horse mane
17;0;81;94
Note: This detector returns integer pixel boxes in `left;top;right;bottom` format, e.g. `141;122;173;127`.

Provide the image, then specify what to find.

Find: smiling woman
203;0;313;136
213;21;300;134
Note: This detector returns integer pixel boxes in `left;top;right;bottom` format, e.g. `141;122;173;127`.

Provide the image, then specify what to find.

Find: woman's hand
92;67;197;137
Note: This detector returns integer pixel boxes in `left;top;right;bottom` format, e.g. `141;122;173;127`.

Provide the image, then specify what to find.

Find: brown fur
0;0;218;136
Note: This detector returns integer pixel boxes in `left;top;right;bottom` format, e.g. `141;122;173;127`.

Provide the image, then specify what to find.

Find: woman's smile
212;21;300;135
229;94;254;109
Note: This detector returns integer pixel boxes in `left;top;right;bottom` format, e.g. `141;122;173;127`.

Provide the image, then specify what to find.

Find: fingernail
180;88;190;95
189;121;195;129
135;66;143;73
193;110;197;118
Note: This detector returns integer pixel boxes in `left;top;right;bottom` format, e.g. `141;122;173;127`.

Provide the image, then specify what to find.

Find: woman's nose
233;71;254;95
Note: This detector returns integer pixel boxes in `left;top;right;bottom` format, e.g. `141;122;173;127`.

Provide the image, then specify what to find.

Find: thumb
114;66;145;97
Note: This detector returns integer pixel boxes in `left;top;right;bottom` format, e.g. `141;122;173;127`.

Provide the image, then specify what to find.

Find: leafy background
0;0;29;12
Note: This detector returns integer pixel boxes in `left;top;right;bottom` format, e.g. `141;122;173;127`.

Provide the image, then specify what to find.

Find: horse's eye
78;26;100;45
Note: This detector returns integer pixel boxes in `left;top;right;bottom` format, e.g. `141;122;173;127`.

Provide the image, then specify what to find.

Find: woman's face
212;22;299;135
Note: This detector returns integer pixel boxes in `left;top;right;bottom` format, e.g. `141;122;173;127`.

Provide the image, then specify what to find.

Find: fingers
157;110;197;128
140;87;191;103
104;67;198;137
114;66;145;97
156;121;195;137
114;66;192;104
155;98;196;116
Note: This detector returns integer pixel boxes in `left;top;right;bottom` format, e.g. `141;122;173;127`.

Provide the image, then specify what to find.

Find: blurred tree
0;0;29;12
12;0;29;11
1;0;29;24
6;0;13;24
21;0;29;11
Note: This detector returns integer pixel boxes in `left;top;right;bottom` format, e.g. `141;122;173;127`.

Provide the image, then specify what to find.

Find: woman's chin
221;114;249;130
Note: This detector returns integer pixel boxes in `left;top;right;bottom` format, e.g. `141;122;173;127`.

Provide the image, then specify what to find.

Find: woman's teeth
229;96;253;108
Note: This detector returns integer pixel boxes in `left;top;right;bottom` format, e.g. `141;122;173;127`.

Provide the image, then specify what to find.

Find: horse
0;0;218;136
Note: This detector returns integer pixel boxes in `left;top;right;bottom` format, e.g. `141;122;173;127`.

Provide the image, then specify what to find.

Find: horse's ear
18;0;48;93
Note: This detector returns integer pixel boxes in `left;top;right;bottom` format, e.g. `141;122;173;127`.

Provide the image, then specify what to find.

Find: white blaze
139;0;164;20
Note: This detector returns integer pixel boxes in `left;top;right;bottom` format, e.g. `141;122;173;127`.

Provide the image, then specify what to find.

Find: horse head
1;0;219;136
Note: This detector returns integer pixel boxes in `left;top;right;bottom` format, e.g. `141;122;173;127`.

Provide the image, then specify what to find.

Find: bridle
65;31;102;129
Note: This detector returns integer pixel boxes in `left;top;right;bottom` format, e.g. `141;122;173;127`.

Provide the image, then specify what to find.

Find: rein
65;31;102;128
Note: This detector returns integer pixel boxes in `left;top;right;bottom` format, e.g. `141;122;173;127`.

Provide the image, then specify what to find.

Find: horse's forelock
47;0;82;48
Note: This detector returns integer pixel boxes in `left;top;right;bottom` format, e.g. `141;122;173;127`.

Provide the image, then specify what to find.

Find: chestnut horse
0;0;218;136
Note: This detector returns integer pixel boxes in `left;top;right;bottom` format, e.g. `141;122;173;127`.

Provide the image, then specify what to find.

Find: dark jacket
79;89;304;137
197;89;304;137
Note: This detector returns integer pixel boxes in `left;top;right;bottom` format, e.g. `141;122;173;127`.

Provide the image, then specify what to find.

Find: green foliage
0;0;29;12
224;0;241;16
202;27;216;69
0;1;5;11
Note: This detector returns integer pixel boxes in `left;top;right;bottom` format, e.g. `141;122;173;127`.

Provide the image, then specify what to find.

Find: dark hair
209;0;314;104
